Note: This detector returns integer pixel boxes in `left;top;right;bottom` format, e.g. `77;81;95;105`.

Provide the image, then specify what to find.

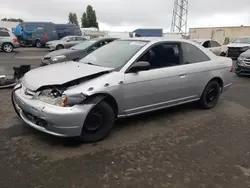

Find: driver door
122;42;187;116
65;36;77;48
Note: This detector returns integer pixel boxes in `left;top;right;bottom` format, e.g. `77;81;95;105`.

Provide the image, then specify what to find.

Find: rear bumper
227;51;242;59
12;85;93;137
13;43;20;48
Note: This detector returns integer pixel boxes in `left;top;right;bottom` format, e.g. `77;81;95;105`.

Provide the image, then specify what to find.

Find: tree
68;12;74;24
1;18;23;22
81;5;99;29
81;13;88;28
72;13;79;26
68;12;79;25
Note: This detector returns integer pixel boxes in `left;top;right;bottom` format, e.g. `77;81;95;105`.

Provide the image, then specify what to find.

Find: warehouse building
189;26;250;44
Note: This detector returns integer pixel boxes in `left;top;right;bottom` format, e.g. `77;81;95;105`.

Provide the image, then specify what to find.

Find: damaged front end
36;87;87;107
30;70;112;107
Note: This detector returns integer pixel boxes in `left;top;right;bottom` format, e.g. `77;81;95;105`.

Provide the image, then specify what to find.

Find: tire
36;40;42;48
56;45;64;50
79;101;115;143
199;81;221;109
219;52;226;56
2;43;13;53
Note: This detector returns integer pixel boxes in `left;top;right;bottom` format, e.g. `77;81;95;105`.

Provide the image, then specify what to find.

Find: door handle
179;73;186;77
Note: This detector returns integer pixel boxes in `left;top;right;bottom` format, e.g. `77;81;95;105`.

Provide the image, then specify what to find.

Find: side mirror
66;39;70;42
128;61;150;73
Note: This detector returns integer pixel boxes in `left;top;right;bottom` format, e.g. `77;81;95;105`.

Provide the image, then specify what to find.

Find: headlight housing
240;46;249;51
37;89;86;107
51;55;66;62
237;56;245;65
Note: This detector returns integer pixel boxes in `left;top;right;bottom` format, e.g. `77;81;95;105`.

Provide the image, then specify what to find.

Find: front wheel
56;45;64;50
199;81;221;109
79;101;115;143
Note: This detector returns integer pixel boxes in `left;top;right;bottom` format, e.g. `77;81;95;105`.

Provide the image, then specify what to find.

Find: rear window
0;31;10;37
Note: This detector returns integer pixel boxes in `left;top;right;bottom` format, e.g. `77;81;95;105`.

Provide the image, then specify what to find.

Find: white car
191;39;227;56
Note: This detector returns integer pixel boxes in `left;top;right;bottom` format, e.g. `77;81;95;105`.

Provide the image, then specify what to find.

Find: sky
0;0;250;32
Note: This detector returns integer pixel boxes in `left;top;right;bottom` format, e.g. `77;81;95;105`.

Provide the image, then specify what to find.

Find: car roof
94;37;118;41
118;37;193;43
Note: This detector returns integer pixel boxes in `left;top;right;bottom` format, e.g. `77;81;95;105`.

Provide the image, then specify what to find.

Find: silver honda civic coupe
12;38;233;142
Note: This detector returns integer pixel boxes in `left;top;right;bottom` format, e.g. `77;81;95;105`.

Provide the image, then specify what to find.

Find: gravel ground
1;48;250;188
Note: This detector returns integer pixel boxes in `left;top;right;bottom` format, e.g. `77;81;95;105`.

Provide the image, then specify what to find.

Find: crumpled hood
227;43;250;48
22;61;113;91
44;49;71;58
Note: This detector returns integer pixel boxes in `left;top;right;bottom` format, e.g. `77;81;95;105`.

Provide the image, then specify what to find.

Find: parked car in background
41;37;117;66
236;49;250;76
55;24;82;39
191;39;227;56
226;36;250;59
0;29;20;52
45;36;86;51
13;22;58;48
12;38;233;143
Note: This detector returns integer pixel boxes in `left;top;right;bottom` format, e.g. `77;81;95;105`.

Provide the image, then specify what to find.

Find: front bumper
235;62;250;75
12;86;93;137
40;58;51;66
45;44;56;50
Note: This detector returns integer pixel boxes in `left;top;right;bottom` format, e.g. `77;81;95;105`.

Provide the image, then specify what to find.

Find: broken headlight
37;89;86;107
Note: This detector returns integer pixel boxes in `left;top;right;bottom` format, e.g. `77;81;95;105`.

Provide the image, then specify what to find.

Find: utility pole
171;0;188;35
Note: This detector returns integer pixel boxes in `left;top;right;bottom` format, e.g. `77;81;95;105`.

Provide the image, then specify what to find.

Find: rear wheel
36;40;42;48
199;81;221;109
56;45;64;50
79;101;115;143
2;43;13;53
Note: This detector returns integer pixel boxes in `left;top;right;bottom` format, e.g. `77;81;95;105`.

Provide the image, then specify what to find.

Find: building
189;26;250;44
0;21;19;31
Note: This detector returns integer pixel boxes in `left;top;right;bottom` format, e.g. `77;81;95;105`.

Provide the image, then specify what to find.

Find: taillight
44;34;48;41
230;66;233;72
13;38;19;43
230;60;233;72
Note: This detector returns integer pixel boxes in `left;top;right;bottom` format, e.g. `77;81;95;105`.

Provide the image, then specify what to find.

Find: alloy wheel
3;44;13;53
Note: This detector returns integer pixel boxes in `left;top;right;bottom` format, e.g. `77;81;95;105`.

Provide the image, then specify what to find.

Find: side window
69;37;76;41
182;42;210;64
0;31;10;37
137;43;181;70
203;41;211;48
210;40;221;47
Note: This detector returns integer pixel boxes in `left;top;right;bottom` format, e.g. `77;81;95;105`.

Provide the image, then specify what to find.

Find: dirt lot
1;48;250;188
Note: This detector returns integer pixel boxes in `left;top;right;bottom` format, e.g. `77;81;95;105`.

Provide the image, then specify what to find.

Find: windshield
71;39;97;50
231;37;250;44
79;40;148;69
